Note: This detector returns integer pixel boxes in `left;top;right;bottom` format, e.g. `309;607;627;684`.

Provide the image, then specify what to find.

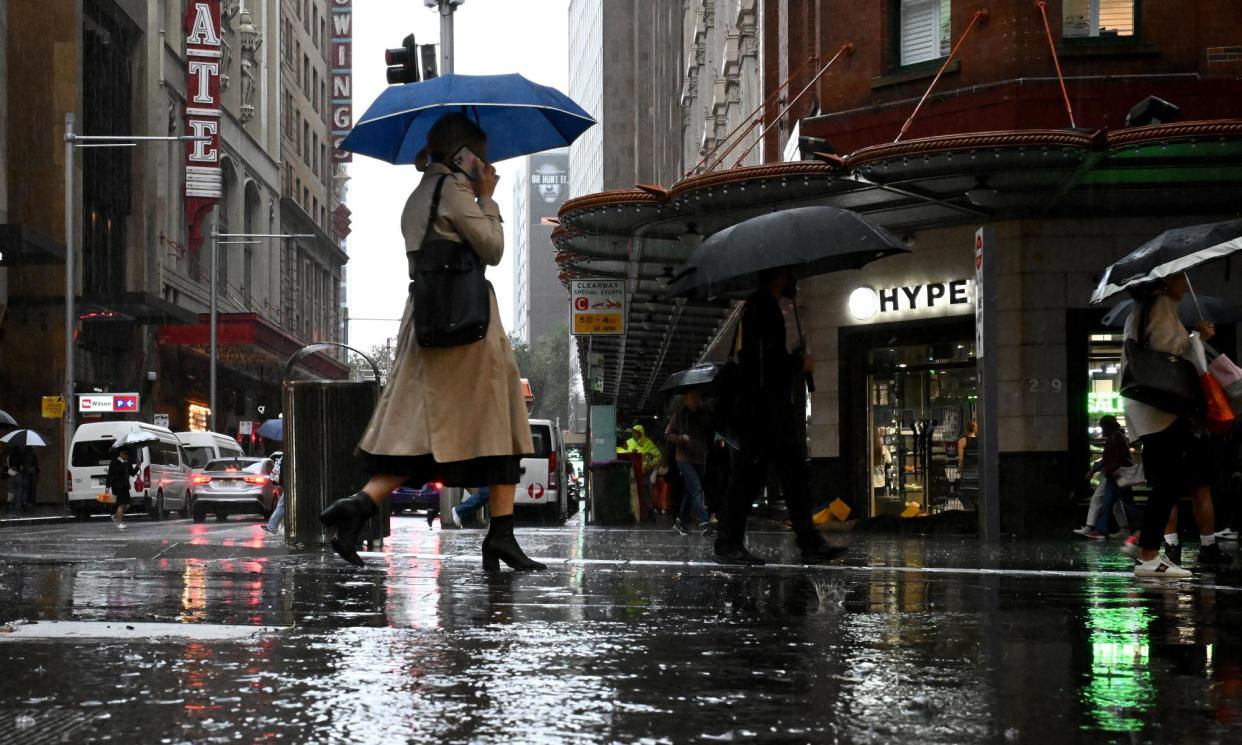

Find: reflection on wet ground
1;516;1240;743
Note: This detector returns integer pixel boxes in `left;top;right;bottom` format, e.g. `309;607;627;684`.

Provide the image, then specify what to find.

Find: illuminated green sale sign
1088;392;1124;415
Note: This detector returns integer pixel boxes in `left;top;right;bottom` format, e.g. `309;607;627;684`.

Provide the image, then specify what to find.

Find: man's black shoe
713;544;766;566
1198;542;1232;567
800;543;848;565
1162;540;1182;567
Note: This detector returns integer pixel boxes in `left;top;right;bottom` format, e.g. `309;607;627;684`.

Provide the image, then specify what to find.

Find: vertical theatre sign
185;0;223;253
331;0;353;162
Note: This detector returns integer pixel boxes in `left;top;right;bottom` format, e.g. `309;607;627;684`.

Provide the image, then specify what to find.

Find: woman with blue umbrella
321;81;592;568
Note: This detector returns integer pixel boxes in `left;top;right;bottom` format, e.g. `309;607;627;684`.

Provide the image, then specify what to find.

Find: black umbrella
1090;218;1242;304
666;206;909;300
0;409;16;429
659;363;723;393
1103;294;1242;327
0;429;48;448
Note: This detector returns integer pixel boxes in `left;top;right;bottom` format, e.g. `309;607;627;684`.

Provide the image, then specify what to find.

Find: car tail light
548;451;558;489
192;474;212;486
244;475;269;485
136;466;150;492
432;481;444;490
66;470;72;493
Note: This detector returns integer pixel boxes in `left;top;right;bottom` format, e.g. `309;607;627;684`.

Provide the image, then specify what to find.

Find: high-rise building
512;150;569;344
0;0;351;505
567;0;683;198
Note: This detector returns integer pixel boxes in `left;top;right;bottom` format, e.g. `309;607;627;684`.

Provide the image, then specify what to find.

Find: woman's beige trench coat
357;163;533;464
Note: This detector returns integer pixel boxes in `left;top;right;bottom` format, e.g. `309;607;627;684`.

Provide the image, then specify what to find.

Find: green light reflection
1080;577;1155;733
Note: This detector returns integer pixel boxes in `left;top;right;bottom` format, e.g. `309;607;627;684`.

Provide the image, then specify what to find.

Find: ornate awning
559;120;1242;414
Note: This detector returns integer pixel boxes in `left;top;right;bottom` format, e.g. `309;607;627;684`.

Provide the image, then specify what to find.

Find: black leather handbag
411;176;491;348
1119;298;1203;416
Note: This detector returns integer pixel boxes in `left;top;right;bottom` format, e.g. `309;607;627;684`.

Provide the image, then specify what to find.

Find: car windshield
71;441;114;468
183;446;214;469
204;458;267;474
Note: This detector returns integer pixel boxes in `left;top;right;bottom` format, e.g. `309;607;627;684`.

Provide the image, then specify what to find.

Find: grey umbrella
109;431;160;451
1103;294;1242;327
666;206;909;300
0;409;16;429
659;363;723;393
1090;218;1242;304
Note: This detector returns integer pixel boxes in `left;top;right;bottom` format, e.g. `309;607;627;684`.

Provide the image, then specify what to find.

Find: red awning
158;313;351;380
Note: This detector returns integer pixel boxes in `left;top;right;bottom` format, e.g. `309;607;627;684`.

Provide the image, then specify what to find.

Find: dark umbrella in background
665;206;909;301
1103;294;1242;327
0;429;48;448
667;206;909;391
1090;218;1242;304
257;418;284;442
0;410;17;431
659;363;723;394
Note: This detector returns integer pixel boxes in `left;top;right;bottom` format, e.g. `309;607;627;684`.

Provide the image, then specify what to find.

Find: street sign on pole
154;413;171;429
570;279;626;336
78;393;141;414
239;420;254;436
41;396;66;419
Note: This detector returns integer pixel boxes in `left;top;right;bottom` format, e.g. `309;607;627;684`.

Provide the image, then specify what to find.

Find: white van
176;431;245;473
68;422;192;520
516;419;571;522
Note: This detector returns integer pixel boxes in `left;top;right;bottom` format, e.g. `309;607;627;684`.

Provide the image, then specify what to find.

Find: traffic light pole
438;1;455;74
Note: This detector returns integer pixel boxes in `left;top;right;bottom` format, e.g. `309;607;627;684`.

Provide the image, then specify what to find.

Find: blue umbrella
257;419;284;441
341;73;595;164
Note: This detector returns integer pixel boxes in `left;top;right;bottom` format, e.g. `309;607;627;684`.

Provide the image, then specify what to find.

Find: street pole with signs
61;115;207;481
208;228;314;432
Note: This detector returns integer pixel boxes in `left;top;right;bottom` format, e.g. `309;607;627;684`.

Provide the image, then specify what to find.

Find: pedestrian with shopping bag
319;114;543;570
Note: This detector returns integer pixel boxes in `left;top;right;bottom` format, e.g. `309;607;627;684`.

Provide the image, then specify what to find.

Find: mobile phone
451;145;482;181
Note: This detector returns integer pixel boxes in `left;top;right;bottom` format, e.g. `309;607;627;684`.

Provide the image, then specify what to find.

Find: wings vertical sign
331;0;353;162
185;0;223;253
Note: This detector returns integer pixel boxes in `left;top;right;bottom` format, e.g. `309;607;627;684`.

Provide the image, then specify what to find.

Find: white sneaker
1072;526;1092;537
1134;555;1191;579
451;507;463;529
1214;528;1239;541
1119;537;1141;558
116;522;127;530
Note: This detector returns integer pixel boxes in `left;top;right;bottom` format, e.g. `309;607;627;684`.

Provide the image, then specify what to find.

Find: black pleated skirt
359;450;521;488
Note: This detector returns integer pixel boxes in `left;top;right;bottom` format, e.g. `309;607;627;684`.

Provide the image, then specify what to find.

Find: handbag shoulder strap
1136;296;1156;350
420;175;449;247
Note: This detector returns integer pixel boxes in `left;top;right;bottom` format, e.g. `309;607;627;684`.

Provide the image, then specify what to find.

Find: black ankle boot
481;514;546;571
319;491;377;567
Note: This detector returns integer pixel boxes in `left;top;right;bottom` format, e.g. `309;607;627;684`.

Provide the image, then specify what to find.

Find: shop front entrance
840;319;977;519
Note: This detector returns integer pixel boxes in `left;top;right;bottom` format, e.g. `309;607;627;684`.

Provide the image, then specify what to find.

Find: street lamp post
208;227;314;432
61;114;207;480
425;0;464;74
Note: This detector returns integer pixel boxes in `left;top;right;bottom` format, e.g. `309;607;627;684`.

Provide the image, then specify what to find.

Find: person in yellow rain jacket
622;425;661;471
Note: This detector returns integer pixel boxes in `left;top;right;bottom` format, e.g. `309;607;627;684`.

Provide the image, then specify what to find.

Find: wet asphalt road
1;513;1241;744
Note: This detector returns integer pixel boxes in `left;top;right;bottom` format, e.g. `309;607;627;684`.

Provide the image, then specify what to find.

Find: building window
1062;0;1135;39
302;120;310;162
313;133;320;176
898;0;951;66
312;69;319;112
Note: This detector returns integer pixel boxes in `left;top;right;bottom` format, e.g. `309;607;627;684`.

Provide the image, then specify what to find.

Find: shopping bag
1202;373;1237;435
1208;352;1242;389
1115;464;1145;489
96;490;115;504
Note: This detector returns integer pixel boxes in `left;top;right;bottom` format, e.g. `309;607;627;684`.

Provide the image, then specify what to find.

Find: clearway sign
79;394;141;414
569;279;626;336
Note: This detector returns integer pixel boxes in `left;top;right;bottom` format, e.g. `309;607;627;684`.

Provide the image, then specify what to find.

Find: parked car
391;482;441;516
516;419;574;522
68;422;192;520
190;457;278;523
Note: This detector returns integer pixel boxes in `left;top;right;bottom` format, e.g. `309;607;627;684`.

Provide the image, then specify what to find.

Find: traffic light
419;44;438;81
385;34;419;85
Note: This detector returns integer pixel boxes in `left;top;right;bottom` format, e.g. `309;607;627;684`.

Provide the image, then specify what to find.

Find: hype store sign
184;0;223;252
846;278;975;324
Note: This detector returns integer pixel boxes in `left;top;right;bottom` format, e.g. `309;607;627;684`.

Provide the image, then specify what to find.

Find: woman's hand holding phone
476;164;498;199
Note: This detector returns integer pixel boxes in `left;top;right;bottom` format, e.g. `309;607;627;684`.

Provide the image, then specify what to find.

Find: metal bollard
283;343;390;548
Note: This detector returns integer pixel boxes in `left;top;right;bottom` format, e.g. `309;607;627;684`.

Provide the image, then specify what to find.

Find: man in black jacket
714;267;846;566
108;449;137;530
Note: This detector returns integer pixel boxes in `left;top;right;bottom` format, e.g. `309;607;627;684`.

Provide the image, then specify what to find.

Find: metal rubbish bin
283;343;390;548
589;461;636;525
